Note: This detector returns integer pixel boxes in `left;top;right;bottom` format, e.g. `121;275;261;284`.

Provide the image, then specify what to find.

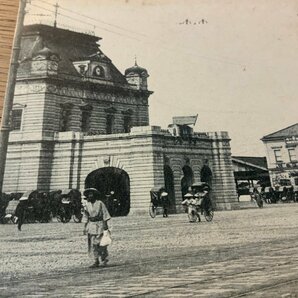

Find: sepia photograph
0;0;297;296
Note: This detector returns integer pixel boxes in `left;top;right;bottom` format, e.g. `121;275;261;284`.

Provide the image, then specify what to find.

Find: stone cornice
14;81;150;106
16;75;153;98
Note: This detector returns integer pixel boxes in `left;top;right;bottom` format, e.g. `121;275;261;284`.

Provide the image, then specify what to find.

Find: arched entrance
85;167;130;217
200;165;213;186
181;165;194;197
164;165;176;213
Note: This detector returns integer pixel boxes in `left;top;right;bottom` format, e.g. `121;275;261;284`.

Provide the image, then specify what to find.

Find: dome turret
125;61;148;77
125;60;149;90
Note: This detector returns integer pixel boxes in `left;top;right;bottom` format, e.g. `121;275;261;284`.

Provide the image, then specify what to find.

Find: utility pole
0;0;27;193
54;2;59;28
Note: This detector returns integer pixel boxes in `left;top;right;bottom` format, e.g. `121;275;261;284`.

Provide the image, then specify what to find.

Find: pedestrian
15;195;29;231
160;191;169;217
82;188;111;268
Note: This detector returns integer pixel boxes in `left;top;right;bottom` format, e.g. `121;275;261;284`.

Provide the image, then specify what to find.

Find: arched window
80;104;93;133
105;107;117;134
122;109;133;133
60;103;73;132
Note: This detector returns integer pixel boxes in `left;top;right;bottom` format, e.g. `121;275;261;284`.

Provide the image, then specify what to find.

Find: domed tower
125;60;149;91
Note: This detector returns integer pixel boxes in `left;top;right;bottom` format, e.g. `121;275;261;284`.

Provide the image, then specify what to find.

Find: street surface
0;203;298;297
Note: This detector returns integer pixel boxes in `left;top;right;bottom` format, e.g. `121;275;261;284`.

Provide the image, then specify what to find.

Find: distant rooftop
18;24;127;85
262;123;298;141
232;156;268;170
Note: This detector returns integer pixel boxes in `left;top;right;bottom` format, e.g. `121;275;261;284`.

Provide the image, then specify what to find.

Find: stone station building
4;24;239;215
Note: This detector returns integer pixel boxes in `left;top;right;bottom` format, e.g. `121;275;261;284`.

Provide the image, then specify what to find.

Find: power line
29;3;141;41
29;1;246;68
35;0;148;38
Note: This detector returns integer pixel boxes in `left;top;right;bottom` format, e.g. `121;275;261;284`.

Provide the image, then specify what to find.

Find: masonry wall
4;125;239;213
208;132;239;210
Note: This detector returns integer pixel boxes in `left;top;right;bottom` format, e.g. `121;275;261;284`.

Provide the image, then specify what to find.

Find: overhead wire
29;0;248;68
28;3;142;41
26;2;277;116
36;0;149;38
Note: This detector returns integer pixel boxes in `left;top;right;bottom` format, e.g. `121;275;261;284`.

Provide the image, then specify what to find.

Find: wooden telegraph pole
0;0;27;193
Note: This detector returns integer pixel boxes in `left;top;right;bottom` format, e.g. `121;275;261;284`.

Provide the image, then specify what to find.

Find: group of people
181;186;211;222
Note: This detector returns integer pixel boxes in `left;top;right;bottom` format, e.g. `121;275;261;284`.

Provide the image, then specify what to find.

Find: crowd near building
3;24;239;215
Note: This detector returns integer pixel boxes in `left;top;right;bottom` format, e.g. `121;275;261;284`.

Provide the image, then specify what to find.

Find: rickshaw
57;189;82;223
191;182;214;222
149;187;167;218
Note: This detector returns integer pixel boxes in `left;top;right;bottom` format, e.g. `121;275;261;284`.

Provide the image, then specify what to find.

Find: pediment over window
105;106;117;114
79;102;93;111
122;109;133;115
60;102;73;109
13;103;27;109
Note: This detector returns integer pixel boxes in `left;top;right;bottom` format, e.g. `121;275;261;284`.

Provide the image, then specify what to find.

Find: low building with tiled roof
231;156;270;195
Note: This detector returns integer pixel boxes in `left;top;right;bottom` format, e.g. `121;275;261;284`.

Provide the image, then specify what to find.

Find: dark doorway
181;165;194;197
85;167;130;216
200;165;213;186
164;165;176;213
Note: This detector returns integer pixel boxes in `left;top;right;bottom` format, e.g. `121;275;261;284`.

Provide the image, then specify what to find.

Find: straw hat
184;193;193;198
83;188;100;197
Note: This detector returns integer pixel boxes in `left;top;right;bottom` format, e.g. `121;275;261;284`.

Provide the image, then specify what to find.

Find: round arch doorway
164;165;176;213
85;167;130;217
181;165;194;197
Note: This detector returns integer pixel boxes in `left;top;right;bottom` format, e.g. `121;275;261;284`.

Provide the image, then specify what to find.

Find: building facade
262;123;298;188
4;24;239;214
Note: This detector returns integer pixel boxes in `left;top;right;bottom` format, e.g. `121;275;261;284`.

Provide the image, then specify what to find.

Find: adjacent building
3;24;239;215
262;123;298;188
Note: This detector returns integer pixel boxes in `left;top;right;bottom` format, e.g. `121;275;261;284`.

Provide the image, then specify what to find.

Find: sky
25;0;298;156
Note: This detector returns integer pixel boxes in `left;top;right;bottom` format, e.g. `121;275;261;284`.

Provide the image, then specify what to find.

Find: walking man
83;188;111;268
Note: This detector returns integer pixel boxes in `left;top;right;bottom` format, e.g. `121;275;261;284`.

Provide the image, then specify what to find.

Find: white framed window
274;149;282;163
288;148;297;162
11;109;23;131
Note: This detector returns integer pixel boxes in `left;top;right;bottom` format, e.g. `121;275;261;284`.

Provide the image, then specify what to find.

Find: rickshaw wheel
12;216;18;224
73;214;82;223
204;209;214;222
61;216;71;223
149;203;157;218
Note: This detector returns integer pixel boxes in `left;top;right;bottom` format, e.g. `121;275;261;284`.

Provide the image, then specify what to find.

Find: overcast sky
26;0;298;156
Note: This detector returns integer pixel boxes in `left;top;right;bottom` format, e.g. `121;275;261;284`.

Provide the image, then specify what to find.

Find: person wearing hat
82;188;111;268
182;192;200;222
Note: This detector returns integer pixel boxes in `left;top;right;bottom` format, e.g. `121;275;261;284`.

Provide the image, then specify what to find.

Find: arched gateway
85;167;130;217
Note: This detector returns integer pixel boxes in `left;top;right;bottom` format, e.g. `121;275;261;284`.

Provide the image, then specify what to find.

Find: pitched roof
232;156;268;171
262;123;298;141
18;24;128;85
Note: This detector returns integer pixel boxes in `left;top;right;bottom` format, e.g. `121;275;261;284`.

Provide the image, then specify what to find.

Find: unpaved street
0;204;298;297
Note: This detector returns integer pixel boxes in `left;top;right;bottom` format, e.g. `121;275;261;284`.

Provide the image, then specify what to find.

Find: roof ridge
262;123;298;139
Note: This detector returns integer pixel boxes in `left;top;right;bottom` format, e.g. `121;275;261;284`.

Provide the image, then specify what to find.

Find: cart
149;187;166;218
191;182;214;222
